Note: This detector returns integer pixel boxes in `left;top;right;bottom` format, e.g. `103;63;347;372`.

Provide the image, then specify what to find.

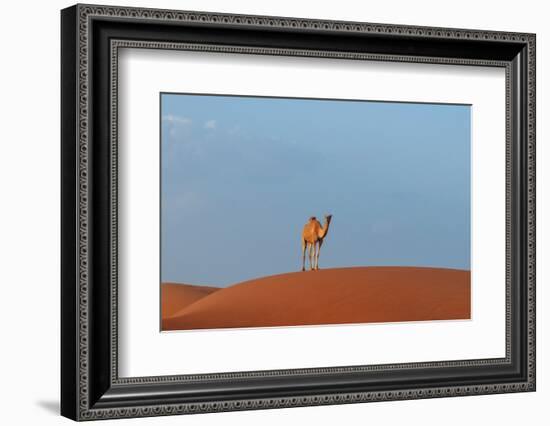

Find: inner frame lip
109;38;512;385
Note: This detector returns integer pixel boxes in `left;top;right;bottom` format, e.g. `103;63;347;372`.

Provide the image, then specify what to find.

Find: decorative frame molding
61;4;536;421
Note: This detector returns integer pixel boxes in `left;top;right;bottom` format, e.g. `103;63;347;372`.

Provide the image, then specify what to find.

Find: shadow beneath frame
36;400;59;416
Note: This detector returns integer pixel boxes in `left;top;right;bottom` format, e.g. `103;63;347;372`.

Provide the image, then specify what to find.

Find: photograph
160;93;472;331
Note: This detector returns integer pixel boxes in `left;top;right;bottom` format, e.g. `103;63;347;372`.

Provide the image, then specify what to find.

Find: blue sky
161;93;471;287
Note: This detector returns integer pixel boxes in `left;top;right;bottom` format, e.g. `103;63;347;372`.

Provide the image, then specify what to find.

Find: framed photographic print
61;4;536;421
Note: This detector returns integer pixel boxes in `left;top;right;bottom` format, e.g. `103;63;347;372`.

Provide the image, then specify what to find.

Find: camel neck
320;219;331;238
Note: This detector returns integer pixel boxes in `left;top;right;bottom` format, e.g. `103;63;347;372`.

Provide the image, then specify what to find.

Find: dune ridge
162;266;470;331
161;283;220;319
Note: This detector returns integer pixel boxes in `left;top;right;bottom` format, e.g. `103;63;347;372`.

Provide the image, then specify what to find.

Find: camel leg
301;240;307;271
316;239;324;270
309;243;315;271
313;241;319;270
312;244;316;271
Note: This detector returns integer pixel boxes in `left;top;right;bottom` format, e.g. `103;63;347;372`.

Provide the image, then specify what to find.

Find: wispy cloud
162;115;193;151
228;125;241;135
204;119;217;130
162;114;192;125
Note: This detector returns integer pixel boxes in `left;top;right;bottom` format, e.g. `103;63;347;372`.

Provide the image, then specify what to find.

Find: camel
301;214;332;271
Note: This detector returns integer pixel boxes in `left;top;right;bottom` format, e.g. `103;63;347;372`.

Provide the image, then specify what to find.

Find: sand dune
161;267;470;331
161;283;219;319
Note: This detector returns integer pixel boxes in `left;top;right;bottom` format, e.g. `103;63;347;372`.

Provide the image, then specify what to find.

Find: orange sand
161;283;219;319
161;267;470;331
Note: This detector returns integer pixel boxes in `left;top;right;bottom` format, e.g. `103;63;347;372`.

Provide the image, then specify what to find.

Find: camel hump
309;216;317;221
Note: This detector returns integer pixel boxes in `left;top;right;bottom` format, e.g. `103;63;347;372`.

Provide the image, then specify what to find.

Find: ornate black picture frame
61;4;536;421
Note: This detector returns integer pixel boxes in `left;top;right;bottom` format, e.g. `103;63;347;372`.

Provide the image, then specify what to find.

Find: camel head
324;214;333;223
